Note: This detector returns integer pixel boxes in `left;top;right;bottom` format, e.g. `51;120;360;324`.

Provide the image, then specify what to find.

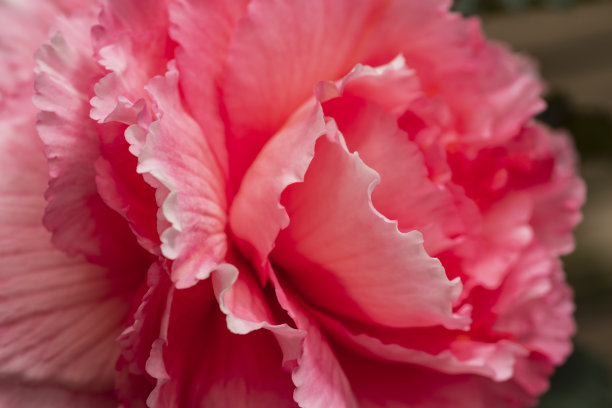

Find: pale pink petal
0;83;133;403
212;256;301;343
168;0;251;178
90;0;173;123
0;0;89;97
94;137;160;253
138;67;227;288
33;10;151;268
229;102;327;282
222;0;376;181
273;134;466;329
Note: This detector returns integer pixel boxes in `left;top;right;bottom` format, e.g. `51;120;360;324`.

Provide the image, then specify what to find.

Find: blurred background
453;0;612;406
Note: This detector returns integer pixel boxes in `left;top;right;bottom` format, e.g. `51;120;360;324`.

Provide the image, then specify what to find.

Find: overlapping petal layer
0;0;585;407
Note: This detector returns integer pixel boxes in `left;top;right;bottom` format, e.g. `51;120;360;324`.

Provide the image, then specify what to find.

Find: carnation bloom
0;0;585;407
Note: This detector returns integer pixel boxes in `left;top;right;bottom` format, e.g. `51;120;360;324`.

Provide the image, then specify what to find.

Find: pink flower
0;0;585;407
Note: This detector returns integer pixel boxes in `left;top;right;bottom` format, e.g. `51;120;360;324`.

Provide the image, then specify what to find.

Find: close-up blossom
0;0;586;407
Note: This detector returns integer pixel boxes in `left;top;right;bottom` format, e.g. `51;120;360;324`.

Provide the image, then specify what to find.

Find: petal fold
138;67;227;288
274;133;466;329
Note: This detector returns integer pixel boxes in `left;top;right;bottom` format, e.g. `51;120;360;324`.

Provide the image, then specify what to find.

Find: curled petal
274;133;466;330
230;101;327;283
138;67;227;288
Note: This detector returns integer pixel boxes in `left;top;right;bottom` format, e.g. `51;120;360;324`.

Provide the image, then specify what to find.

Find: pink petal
229;102;327;283
273;133;466;329
494;245;575;366
364;1;544;144
0;0;89;98
336;346;536;408
269;274;358;408
116;262;171;405
311;308;525;382
91;0;173;123
323;93;468;256
445;124;584;290
138;67;227;288
529;127;586;255
94;135;160;253
145;269;299;407
168;0;251;179
0;79;133;402
222;0;376;182
0;383;115;408
89;0;173;254
33;10;151;269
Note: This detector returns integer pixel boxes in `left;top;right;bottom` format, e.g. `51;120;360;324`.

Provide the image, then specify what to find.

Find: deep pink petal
336;347;536;408
273;134;466;329
91;0;173;118
145;270;299;408
94;137;160;253
139;67;227;288
115;262;171;405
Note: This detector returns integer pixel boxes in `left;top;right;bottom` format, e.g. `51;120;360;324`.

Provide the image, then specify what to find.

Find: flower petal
229;102;327;283
0;83;134;399
336;347;536;408
138;67;227;288
222;0;376;181
145;271;299;408
270;274;358;408
323;92;468;256
312;308;525;382
168;0;251;178
273;133;466;329
357;0;544;144
494;245;575;366
33;10;151;269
